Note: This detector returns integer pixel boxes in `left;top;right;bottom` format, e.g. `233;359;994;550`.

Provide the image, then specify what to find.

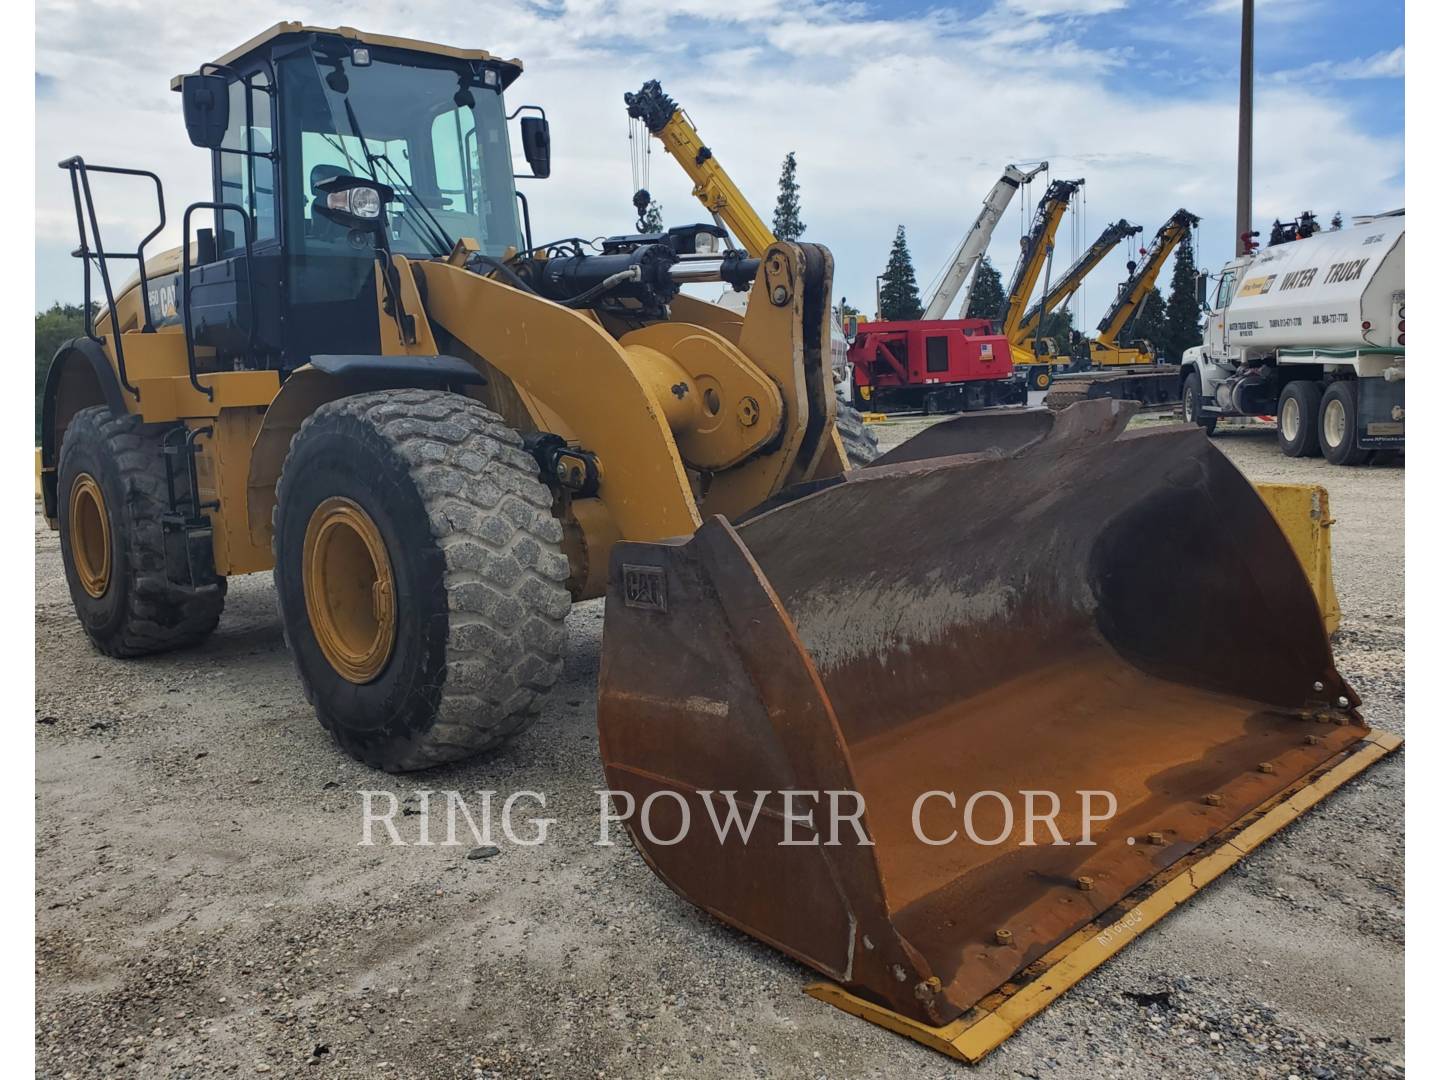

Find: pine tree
1121;287;1168;353
878;226;923;321
1163;236;1203;361
772;152;805;241
964;255;1006;322
638;200;664;234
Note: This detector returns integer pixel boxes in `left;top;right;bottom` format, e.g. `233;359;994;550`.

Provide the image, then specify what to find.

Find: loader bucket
596;400;1376;1035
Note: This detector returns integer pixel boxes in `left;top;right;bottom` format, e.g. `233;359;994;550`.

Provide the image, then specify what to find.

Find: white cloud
34;0;1403;332
1270;46;1405;84
1003;0;1127;15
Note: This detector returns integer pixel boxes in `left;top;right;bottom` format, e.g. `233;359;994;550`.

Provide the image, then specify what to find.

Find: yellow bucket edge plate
806;729;1402;1063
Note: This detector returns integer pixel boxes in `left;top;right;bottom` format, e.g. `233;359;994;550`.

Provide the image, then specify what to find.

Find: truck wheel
1181;373;1217;435
836;403;880;466
1318;381;1371;466
57;406;226;657
1277;380;1322;458
272;390;572;771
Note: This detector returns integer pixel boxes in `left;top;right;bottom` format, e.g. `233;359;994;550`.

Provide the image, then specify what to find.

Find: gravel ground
35;413;1403;1078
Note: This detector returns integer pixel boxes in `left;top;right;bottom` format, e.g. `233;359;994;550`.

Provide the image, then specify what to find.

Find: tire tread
273;390;570;771
59;406;225;658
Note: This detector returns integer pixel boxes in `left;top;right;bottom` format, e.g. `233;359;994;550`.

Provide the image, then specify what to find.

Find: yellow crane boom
1090;208;1200;362
1012;218;1142;344
625;80;775;256
1000;178;1083;351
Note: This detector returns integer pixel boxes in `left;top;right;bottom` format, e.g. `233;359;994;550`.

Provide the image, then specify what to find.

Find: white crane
923;162;1048;320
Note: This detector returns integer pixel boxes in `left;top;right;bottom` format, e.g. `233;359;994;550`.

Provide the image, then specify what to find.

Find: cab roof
169;22;523;91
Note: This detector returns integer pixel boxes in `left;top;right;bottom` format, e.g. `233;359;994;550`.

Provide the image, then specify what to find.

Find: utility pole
1235;0;1254;256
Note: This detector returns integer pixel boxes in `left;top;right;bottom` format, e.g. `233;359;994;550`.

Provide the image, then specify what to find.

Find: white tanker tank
1179;212;1404;465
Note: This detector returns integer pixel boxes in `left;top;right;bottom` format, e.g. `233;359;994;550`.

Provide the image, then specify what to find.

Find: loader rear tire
57;406;226;657
272;390;572;772
836;403;880;467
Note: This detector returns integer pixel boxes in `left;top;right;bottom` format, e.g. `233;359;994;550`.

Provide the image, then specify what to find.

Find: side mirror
520;115;551;179
1195;271;1210;309
181;74;229;149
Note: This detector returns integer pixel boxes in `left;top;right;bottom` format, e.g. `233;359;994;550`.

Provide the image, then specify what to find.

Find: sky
33;0;1404;332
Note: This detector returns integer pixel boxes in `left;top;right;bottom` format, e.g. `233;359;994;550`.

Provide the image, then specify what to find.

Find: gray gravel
36;413;1403;1078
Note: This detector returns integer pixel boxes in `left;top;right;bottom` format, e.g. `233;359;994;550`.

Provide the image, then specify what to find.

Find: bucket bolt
994;929;1013;946
1147;832;1165;845
1203;793;1223;807
1257;761;1275;774
1337;696;1350;708
1076;876;1095;891
913;975;942;1003
1313;681;1325;692
1305;734;1322;745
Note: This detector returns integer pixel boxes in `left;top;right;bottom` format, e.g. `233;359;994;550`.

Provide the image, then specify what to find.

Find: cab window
280;50;523;259
1214;269;1237;309
218;72;277;248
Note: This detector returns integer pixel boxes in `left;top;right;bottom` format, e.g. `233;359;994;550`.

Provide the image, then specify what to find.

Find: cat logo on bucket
622;564;666;612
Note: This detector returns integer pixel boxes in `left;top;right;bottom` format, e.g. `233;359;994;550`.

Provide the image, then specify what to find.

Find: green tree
878;226;923;321
964;255;1006;322
36;303;94;437
772;152;805;242
638;200;664;234
1162;236;1203;361
1121;287;1168;352
1036;308;1074;348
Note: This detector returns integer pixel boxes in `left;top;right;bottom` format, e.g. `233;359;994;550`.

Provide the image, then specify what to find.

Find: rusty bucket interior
597;402;1370;1028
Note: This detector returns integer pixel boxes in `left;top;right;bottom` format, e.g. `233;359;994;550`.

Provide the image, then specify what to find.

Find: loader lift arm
1093;208;1200;351
923;163;1048;320
1012;219;1142;344
625;80;776;256
999;179;1084;345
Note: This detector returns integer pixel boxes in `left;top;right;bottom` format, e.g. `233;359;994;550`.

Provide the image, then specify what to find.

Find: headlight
327;185;383;219
693;230;719;255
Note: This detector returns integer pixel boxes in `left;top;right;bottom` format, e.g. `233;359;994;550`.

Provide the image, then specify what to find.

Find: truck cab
1179;214;1404;465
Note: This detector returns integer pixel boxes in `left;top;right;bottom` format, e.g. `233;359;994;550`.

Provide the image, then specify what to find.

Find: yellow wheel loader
41;22;1392;1060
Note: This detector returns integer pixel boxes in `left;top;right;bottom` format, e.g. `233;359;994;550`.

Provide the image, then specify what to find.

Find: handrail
57;156;168;398
181;201;255;401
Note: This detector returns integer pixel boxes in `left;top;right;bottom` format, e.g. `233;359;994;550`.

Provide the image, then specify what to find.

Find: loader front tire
836;403;880;467
57;406;226;657
272;390;571;772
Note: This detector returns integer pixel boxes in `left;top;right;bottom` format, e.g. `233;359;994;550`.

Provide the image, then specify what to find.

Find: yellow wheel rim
302;497;397;684
68;472;112;599
1036;373;1051;389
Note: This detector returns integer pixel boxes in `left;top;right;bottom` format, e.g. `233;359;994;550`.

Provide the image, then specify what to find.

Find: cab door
1210;267;1238;352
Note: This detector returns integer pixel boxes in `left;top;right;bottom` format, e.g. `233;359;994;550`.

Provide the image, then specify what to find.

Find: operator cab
170;23;548;370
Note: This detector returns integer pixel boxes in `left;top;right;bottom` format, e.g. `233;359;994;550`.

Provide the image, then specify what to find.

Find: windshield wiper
370;151;456;255
338;96;454;257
